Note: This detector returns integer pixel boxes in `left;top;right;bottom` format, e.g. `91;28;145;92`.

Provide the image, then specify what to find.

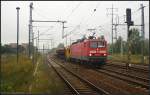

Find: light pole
16;7;20;64
29;2;33;59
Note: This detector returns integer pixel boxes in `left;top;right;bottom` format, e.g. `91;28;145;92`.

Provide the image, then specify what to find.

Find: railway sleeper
49;58;110;95
97;69;149;89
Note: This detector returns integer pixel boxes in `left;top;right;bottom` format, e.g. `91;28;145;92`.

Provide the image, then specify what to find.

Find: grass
108;53;149;64
1;53;66;94
29;54;66;94
1;53;34;92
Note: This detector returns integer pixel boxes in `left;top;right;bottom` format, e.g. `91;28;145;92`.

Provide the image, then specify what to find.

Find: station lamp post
16;7;20;64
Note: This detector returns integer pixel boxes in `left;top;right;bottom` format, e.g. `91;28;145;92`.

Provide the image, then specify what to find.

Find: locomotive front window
90;41;105;48
90;42;97;48
98;41;105;47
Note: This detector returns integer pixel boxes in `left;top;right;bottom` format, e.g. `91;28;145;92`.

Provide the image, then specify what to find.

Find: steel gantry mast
140;4;145;64
106;4;118;54
28;2;67;61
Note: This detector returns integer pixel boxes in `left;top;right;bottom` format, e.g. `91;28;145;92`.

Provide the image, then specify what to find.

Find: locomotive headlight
89;53;92;56
103;53;106;56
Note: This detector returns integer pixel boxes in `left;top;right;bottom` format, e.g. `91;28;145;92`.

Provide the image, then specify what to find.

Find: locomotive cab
87;36;107;64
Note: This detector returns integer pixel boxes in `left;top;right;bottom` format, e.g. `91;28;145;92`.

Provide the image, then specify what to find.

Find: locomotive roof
71;38;105;45
86;39;105;41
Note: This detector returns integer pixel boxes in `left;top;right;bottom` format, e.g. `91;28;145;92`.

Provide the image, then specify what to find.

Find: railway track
100;67;149;83
73;62;149;89
108;60;149;66
96;69;149;89
52;56;149;94
67;60;149;88
53;56;149;89
106;62;149;73
88;62;149;89
47;63;75;95
48;58;110;95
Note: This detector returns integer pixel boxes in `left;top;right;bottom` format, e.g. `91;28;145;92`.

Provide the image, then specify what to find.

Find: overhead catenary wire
80;2;101;27
94;2;101;10
33;27;53;39
68;2;101;37
65;2;96;37
33;8;52;20
61;2;74;20
32;6;64;46
66;2;112;41
33;25;54;28
39;28;53;36
81;2;113;37
33;7;62;30
64;2;98;38
118;5;146;22
66;2;82;20
36;2;148;46
100;6;144;38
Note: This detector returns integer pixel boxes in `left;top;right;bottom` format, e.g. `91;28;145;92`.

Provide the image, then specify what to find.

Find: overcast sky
1;1;149;49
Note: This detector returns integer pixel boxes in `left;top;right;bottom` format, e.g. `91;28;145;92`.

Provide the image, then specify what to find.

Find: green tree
129;28;141;54
114;36;122;53
109;28;149;56
57;43;64;49
1;44;26;54
144;38;149;56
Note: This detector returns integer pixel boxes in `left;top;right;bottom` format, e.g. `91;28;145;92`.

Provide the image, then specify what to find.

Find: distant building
8;43;28;48
21;43;28;49
7;43;29;54
9;43;17;48
21;43;28;54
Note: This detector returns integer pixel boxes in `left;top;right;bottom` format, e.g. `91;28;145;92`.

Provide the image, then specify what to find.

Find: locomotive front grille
87;56;107;61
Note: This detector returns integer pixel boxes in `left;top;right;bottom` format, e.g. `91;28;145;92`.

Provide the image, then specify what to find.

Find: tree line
1;44;35;54
1;45;25;54
109;28;149;56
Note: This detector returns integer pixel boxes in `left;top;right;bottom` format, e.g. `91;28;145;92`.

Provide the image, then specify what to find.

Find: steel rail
96;69;149;89
53;56;149;91
49;58;110;95
53;56;149;83
108;60;149;66
100;67;149;83
106;63;149;73
47;61;80;95
107;61;149;69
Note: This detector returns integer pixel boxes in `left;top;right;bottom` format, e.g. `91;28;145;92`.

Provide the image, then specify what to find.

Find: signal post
125;8;134;71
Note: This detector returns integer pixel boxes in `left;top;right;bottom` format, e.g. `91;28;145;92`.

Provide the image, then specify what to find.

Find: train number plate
97;51;106;53
90;50;96;53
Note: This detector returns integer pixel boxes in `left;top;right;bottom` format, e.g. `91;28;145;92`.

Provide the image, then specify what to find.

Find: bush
1;54;34;92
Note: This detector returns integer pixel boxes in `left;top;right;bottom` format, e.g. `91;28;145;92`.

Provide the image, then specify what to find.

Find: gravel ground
54;56;149;95
101;65;149;79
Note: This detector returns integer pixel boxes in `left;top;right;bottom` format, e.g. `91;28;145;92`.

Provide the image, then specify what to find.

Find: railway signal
125;8;134;71
126;8;134;26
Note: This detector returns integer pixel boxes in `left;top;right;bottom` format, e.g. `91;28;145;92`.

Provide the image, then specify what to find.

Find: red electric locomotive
69;35;107;65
